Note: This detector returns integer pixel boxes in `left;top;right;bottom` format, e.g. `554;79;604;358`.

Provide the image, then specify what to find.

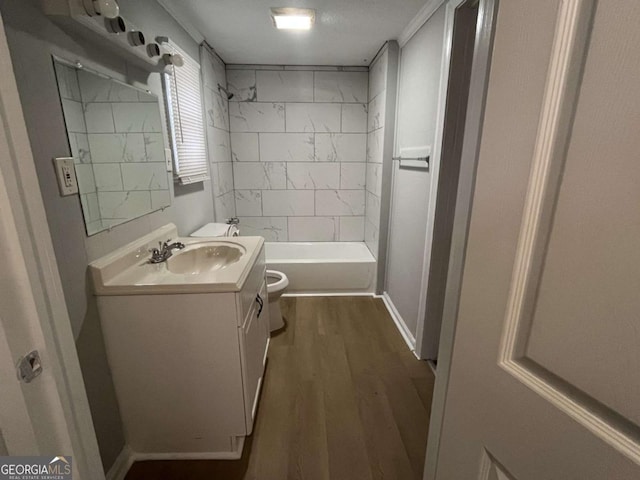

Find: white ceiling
158;0;426;66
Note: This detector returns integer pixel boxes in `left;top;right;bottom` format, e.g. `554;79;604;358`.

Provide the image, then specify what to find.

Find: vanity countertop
90;224;264;296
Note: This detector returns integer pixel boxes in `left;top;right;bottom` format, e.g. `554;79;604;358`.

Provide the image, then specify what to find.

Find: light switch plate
164;148;173;172
53;157;78;196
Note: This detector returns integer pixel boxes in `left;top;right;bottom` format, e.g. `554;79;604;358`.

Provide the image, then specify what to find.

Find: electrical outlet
164;148;173;172
53;157;78;196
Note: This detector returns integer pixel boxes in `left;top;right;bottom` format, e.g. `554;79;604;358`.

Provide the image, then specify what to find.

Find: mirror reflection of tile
54;60;171;236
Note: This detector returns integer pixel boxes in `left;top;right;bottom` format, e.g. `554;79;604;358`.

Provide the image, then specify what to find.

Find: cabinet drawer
238;246;266;325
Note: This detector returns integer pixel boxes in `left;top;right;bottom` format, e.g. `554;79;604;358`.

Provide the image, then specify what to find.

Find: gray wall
385;6;447;338
0;0;214;471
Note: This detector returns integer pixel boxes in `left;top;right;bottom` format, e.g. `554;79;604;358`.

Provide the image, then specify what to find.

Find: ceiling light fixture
270;7;315;30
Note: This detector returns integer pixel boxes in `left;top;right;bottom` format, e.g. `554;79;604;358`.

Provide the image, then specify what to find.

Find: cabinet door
238;246;266;324
239;282;269;433
257;279;270;340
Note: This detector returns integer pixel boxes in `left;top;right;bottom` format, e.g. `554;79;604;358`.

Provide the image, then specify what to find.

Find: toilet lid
190;223;229;237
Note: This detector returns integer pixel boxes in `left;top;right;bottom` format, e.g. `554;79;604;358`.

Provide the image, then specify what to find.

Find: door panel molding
478;449;515;480
497;0;640;464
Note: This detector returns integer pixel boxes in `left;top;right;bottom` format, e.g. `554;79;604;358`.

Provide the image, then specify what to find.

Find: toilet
191;222;289;331
266;270;289;331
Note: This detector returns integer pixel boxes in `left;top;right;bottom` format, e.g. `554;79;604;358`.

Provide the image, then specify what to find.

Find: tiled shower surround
226;65;369;241
201;46;236;221
364;48;389;259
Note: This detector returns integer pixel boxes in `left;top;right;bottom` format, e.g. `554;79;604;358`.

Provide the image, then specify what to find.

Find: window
163;41;209;185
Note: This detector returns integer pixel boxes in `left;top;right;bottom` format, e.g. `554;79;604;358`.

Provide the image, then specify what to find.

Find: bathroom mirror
53;58;171;236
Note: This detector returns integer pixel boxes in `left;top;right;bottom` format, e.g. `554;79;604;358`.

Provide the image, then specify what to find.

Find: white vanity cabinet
95;242;269;460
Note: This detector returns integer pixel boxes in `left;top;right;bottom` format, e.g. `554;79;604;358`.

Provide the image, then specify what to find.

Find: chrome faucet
149;239;185;264
226;217;240;236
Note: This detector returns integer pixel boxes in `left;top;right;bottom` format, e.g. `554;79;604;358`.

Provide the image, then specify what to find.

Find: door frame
422;0;498;477
412;0;466;360
392;0;488;360
0;10;103;477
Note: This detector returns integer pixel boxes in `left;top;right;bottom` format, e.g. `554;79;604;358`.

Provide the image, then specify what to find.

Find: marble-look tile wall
201;46;236;221
57;63;170;234
364;49;389;259
82;71;168;230
227;65;368;241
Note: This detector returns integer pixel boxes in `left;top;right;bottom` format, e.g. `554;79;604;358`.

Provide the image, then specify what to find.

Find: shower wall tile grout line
226;65;369;242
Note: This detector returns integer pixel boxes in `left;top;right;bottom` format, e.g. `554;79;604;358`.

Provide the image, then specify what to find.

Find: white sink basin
89;224;264;295
167;243;245;275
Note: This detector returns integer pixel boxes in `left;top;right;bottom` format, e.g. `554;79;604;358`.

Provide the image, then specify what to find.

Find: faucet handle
148;246;164;263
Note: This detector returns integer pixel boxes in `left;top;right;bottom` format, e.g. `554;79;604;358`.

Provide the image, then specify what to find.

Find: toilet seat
266;270;289;294
265;270;289;331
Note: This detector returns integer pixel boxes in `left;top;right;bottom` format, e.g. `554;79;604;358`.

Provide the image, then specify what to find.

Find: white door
0;11;103;478
432;0;640;478
0;314;39;455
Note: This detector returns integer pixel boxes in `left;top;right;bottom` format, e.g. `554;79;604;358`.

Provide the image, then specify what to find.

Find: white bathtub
265;242;376;294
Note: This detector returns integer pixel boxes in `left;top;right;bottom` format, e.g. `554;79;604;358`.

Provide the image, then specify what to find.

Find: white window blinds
164;41;209;185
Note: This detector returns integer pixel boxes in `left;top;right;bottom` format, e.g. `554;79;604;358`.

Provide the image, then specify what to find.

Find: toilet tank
191;222;239;237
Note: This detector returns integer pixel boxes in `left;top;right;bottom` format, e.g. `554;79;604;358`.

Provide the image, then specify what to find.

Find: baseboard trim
105;446;134;480
105;440;246;479
131;448;244;461
377;293;417;355
282;292;375;297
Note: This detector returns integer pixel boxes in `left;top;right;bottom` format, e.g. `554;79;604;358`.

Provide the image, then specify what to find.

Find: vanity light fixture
270;7;315;30
43;0;174;71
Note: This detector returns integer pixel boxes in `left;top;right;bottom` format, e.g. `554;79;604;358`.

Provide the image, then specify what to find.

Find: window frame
162;41;209;185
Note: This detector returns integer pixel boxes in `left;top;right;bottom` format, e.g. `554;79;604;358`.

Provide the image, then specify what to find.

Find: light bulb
105;16;126;34
93;0;120;19
147;43;161;58
128;31;146;47
172;54;184;67
162;53;184;67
